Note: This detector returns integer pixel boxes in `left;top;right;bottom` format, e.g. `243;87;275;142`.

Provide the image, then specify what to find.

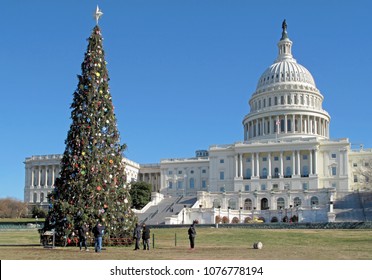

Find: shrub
222;216;229;224
231;217;240;224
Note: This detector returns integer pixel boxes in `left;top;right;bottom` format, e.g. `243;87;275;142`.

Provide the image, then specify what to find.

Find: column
292;114;295;133
315;117;318;135
31;167;35;188
52;166;56;187
235;155;238;178
280;152;284;178
251;153;255;177
300;115;303;133
44;166;48;187
292;151;296;176
268;152;272;178
297;151;301;176
239;153;243;178
313;149;317;175
262;117;265;135
38;168;41;187
284;115;288;133
256;153;260;178
309;150;313;175
247;122;250;139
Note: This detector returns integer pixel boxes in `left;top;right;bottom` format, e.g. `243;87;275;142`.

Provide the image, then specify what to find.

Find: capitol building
24;22;372;224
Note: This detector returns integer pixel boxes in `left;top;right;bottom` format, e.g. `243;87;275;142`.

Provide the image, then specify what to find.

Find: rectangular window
220;159;224;163
261;184;266;191
168;171;173;175
178;170;182;175
244;185;250;191
262;157;267;162
286;156;291;160
365;162;370;167
353;163;358;167
274;156;279;161
354;175;358;183
303;155;308;160
177;181;183;189
246;158;251;163
202;180;207;188
332;167;337;176
202;169;206;173
168;181;173;189
269;98;272;106
331;153;337;159
272;184;279;190
302;183;308;190
219;171;225;180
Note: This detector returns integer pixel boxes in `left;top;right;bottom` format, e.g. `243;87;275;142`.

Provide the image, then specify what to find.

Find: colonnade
243;114;329;140
25;165;60;188
234;149;318;179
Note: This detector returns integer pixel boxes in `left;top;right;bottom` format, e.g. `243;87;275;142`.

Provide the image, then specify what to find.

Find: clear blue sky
1;0;372;200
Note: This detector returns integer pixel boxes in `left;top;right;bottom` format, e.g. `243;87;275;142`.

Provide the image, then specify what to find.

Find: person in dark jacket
78;223;89;251
133;223;141;250
188;220;197;249
92;222;105;253
142;223;150;250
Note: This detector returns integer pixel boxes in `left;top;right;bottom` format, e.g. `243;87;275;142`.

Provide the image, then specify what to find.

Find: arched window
261;198;269;210
33;193;37;203
287;119;292;132
277;197;285;209
228;199;237;210
189;178;195;189
310;196;319;206
294;197;302;206
262;168;267;178
280;119;285;132
213;199;221;208
244;198;252;210
40;192;45;203
285;167;291;178
274;167;279;178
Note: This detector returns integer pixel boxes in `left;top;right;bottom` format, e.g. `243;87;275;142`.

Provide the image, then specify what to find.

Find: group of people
74;220;196;253
133;223;151;250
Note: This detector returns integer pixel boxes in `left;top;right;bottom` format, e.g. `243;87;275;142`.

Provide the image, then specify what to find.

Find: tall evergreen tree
45;9;136;245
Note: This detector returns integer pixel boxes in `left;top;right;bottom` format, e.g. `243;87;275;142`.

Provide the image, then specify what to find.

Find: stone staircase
137;196;197;225
334;191;372;222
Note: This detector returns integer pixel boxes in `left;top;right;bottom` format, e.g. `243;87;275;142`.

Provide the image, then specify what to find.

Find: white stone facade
24;155;141;209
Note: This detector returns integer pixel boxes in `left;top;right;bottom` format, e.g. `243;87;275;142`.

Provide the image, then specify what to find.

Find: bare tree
0;198;28;218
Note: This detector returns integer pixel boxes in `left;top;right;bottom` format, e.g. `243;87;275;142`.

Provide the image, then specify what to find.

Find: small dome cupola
275;19;295;63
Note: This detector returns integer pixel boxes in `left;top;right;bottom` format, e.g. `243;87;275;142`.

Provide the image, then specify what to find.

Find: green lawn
0;227;371;260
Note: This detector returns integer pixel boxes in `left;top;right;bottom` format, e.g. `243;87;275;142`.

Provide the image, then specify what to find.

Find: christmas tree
44;7;137;245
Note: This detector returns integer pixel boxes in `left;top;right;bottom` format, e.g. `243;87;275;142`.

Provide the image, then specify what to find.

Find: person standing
92;222;105;253
133;223;141;250
188;220;197;249
142;223;150;250
78;223;89;251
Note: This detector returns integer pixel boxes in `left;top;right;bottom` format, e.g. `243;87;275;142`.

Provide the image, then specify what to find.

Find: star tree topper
94;5;103;25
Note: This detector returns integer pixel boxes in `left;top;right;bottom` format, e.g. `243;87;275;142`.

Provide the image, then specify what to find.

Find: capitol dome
256;59;316;92
242;21;330;142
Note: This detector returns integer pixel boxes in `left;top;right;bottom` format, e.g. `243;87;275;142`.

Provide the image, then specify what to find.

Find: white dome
256;60;316;91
